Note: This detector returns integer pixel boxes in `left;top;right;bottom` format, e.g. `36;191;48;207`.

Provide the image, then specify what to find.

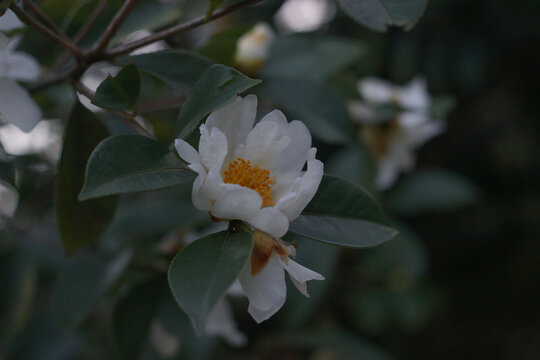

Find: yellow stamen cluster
223;158;274;207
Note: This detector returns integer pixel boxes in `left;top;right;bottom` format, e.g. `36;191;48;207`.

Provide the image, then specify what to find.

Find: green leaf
113;277;168;360
336;0;428;32
51;251;131;330
168;230;253;334
175;64;261;139
263;36;364;81
386;168;480;215
56;102;117;254
79;134;195;200
121;50;213;93
92;64;141;111
261;78;355;144
289;175;397;247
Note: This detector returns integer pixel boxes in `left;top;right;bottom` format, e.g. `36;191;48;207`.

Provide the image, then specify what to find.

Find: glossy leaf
92;64;140;111
386;168;480;215
175;64;261;139
51;251;131;330
79;135;195;200
289;175;397;247
337;0;428;32
56;102;117;254
261;78;355;144
168;230;253;334
263;36;364;81
122;50;213;93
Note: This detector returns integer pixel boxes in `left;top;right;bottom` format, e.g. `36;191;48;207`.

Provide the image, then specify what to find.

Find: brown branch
10;3;84;59
72;82;154;138
72;0;108;45
105;0;265;59
88;0;139;57
22;0;61;35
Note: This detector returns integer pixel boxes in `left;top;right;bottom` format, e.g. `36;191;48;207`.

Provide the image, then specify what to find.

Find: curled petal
199;126;228;170
211;185;262;220
175;139;200;165
275;154;324;221
239;253;286;323
206;95;257;156
280;258;324;297
248;207;289;238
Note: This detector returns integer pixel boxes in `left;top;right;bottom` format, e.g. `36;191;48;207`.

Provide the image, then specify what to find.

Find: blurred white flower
274;0;335;34
239;230;323;323
175;95;323;239
78;61;120;113
0;32;41;132
349;77;445;189
0;120;61;163
0;9;24;32
234;22;274;75
122;30;168;55
0;179;18;218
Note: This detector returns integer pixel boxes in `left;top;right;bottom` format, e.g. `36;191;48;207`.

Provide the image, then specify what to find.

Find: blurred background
0;0;539;359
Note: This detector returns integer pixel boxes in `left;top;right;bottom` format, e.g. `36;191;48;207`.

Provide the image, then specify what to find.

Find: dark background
363;0;540;358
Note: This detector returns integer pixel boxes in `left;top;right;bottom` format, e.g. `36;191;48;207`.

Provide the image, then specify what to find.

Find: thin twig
105;0;265;59
22;0;61;35
72;82;154;138
88;0;139;57
72;0;108;44
53;0;109;68
10;3;84;59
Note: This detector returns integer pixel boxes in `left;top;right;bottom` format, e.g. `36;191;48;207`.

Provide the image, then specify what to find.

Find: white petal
174;139;200;165
274;120;312;174
205;95;257;156
5;52;40;82
280;258;324;297
198;125;228;170
358;77;396;104
240;111;290;171
0;79;41;132
0;180;18;218
275;155;323;221
205;298;247;347
400;76;431;110
239;253;286;323
0;10;24;32
188;164;211;211
210;185;262;220
226;280;245;297
400;113;445;147
197;164;224;202
248;206;289;238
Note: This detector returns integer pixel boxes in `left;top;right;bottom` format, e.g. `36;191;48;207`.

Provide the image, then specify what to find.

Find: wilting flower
176;95;325;323
175;95;323;239
234;23;274;75
239;230;324;323
0;29;41;132
349;77;445;189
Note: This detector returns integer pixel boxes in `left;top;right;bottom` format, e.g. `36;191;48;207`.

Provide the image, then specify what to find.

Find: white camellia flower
175;95;323;239
234;23;274;75
0;30;41;132
349;76;445;189
175;95;325;323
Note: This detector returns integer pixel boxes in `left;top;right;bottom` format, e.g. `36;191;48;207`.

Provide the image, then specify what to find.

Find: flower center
223;158;274;207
